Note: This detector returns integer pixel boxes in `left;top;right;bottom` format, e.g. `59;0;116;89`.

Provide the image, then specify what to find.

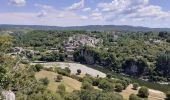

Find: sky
0;0;170;28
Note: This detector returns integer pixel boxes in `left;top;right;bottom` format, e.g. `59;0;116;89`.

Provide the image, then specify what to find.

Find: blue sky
0;0;170;28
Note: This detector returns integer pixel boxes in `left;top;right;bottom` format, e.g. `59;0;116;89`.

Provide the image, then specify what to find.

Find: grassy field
34;65;166;100
121;84;166;100
35;70;81;92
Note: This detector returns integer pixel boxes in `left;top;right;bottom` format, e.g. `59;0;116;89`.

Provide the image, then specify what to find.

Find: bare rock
1;90;15;100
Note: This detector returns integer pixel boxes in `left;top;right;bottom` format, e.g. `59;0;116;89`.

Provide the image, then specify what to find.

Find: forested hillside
9;29;170;82
1;27;170;100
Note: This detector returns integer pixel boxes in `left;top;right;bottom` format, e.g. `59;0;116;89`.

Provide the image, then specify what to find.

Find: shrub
106;73;112;79
115;83;124;92
70;74;83;82
55;67;70;76
82;75;93;84
138;86;149;98
133;83;139;90
39;77;49;86
81;82;94;90
166;91;170;100
77;69;81;75
64;92;80;100
56;75;63;82
64;67;71;74
58;84;66;97
44;67;54;71
92;78;100;86
98;79;115;92
35;64;44;72
21;60;29;64
129;94;141;100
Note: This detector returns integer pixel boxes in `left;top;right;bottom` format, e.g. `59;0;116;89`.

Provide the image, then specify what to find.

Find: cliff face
80;49;95;64
74;47;115;66
123;59;148;76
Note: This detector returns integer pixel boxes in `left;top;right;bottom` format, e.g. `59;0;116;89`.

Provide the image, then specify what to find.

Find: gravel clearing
31;62;106;78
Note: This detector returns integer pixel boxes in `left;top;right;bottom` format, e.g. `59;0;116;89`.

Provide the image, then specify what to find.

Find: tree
64;67;71;74
81;82;94;90
39;77;49;86
58;84;66;97
77;69;81;75
0;35;12;89
34;64;44;72
133;83;139;90
56;75;63;82
129;94;141;100
155;52;170;77
106;73;112;79
115;83;124;92
98;79;114;92
138;86;149;98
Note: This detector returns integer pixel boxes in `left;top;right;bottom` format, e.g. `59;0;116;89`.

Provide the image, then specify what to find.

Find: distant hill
0;24;170;32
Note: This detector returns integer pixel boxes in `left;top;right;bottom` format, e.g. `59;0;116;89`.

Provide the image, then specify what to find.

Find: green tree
58;84;66;97
77;69;81;75
34;64;44;72
133;83;139;90
39;77;49;86
115;83;124;92
56;75;63;82
138;86;149;98
129;94;141;100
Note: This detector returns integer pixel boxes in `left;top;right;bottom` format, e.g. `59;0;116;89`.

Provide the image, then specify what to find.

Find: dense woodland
11;30;170;82
1;28;170;99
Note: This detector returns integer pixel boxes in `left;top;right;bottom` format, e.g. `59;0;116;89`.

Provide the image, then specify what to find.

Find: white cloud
66;0;84;10
91;12;103;20
83;7;91;12
9;0;26;6
80;15;88;20
98;0;149;12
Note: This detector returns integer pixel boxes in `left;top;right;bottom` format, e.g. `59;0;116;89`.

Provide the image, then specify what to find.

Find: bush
115;83;124;92
98;79;115;92
133;83;139;90
138;86;149;98
129;94;141;100
35;64;44;72
55;67;70;76
64;67;71;74
39;77;49;86
81;82;94;90
77;69;81;75
92;78;100;86
106;73;112;79
58;84;66;97
21;60;29;64
166;91;170;100
64;92;80;100
55;75;63;82
82;75;93;84
70;74;83;82
44;67;54;71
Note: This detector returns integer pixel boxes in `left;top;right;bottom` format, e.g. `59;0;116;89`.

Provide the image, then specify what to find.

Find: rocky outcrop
1;90;15;100
80;48;95;64
123;59;148;76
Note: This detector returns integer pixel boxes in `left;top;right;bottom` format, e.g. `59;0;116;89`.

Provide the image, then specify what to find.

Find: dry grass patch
35;70;81;92
121;84;166;100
